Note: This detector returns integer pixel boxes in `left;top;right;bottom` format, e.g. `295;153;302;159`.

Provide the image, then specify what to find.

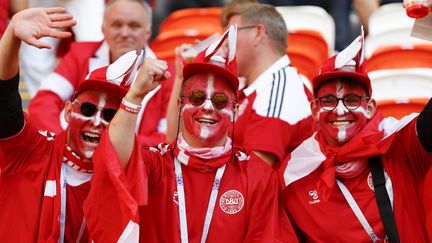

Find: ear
310;99;320;122
64;101;73;123
254;23;266;44
365;98;377;119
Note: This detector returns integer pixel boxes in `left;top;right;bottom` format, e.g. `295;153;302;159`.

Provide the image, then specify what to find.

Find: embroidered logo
367;172;374;191
219;190;244;214
173;191;179;205
308;190;320;204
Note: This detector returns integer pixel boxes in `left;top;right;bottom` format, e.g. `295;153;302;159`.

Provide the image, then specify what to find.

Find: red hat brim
183;62;239;91
73;79;128;101
312;70;372;97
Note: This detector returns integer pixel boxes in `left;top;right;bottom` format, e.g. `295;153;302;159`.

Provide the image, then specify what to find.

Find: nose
119;25;130;37
335;99;348;115
91;110;103;127
202;99;214;111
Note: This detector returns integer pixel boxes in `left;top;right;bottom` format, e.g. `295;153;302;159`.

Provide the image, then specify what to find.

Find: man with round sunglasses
279;32;432;242
0;8;131;242
84;26;298;242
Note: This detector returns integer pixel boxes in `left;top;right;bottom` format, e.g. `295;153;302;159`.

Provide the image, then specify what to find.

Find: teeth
84;132;100;139
197;118;216;124
332;121;351;126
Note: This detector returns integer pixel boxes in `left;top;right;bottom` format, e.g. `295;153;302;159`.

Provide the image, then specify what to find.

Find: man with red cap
84;26;298;242
28;0;170;147
0;7;135;242
279;30;432;242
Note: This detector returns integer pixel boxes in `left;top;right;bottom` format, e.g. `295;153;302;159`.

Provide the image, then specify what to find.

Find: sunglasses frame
72;99;118;122
181;90;235;110
315;94;370;111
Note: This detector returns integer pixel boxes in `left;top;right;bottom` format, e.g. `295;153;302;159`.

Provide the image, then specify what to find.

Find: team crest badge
219;190;244;214
367;172;374;191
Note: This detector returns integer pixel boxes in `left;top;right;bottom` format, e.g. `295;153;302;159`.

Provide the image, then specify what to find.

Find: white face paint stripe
71;111;109;126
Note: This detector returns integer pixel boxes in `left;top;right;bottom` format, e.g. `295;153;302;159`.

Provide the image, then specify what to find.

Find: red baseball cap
183;25;239;91
73;66;128;101
312;31;372;97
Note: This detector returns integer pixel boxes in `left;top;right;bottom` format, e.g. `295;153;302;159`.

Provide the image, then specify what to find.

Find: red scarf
280;112;417;202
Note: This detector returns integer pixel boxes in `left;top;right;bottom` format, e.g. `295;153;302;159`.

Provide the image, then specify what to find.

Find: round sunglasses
182;90;234;110
73;99;118;122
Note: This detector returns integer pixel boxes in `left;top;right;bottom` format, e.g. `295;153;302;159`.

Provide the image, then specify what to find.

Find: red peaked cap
312;32;372;97
183;27;239;91
73;66;129;101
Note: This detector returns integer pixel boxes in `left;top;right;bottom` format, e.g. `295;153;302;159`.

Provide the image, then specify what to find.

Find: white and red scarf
280;112;417;202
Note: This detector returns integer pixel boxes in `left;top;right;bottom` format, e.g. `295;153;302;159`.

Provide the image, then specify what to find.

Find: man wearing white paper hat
84;25;298;242
28;0;170;147
279;30;432;242
0;7;141;242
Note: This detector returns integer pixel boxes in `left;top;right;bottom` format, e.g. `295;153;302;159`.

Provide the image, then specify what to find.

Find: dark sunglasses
182;90;233;109
73;99;118;122
315;94;370;111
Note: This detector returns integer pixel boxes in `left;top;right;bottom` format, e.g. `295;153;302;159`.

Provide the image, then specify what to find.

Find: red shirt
0;117;91;242
0;0;8;37
282;120;431;242
234;55;314;163
85;134;298;242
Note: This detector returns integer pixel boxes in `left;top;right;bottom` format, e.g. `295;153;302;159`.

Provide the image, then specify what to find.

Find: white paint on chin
337;126;347;143
200;126;211;140
84;150;94;159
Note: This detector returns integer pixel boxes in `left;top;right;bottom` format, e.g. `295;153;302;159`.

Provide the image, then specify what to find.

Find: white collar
243;55;291;96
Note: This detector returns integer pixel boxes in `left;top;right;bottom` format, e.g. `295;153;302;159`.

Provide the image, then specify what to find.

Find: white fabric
44;180;57;197
39;73;75;101
243;55;311;124
176;133;232;160
118;220;140;243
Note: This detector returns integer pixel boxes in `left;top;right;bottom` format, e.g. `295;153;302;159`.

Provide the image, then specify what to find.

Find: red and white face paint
314;80;372;146
181;73;235;148
67;91;120;160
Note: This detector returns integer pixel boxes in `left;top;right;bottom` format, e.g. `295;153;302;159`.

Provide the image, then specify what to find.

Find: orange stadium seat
377;98;428;119
150;29;216;56
287;30;329;66
159;7;223;34
367;45;432;72
287;48;321;81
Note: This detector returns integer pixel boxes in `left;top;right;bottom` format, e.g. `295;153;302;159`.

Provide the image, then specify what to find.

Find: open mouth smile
81;132;101;145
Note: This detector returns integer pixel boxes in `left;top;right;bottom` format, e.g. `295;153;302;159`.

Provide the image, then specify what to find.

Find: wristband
120;98;142;114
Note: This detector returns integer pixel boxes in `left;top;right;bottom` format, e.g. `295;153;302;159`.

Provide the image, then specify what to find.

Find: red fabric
282;119;432;242
85;132;298;242
421;169;432;241
315;113;396;202
234;91;314;162
0;0;8;38
0;117;91;242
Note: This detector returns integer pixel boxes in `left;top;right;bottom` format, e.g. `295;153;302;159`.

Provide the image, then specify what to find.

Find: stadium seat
365;3;429;58
367;45;432;71
150;29;215;57
376;98;428;118
159;7;223;34
287;47;321;82
368;68;432;101
276;5;335;54
287;29;329;66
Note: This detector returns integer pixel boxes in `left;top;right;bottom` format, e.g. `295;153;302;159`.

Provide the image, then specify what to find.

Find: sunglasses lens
188;91;206;106
80;102;97;117
212;93;229;109
102;109;117;122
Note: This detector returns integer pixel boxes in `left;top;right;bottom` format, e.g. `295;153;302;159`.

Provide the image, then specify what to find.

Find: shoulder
67;41;103;58
233;148;275;178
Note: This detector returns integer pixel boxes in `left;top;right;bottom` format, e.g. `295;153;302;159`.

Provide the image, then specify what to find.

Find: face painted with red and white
313;79;373;146
181;73;235;148
66;91;120;160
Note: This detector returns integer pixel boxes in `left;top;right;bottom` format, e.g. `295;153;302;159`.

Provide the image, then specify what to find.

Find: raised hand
9;7;76;49
128;57;171;101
